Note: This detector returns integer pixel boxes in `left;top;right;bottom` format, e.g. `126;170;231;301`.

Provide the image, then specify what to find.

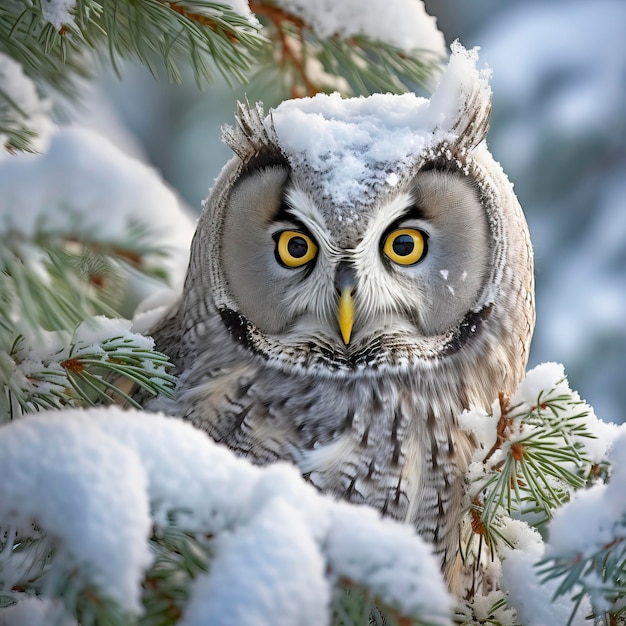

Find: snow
501;531;591;626
12;316;167;407
0;598;77;626
0;53;53;152
72;315;154;351
0;407;451;624
0;414;152;613
325;502;453;622
460;362;620;467
132;287;182;334
181;499;330;626
546;429;626;562
221;0;260;27
0;126;194;285
269;42;488;211
274;0;444;54
457;362;626;621
510;362;620;465
510;361;569;408
40;0;76;30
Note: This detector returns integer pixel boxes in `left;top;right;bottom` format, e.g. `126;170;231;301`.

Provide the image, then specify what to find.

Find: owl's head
186;44;534;372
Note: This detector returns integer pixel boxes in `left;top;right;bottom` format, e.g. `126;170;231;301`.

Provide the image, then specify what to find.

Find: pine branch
140;517;211;626
0;1;91;97
249;0;441;99
0;524;133;625
462;374;597;563
2;323;175;420
0;51;52;152
454;590;520;626
535;433;626;624
2;1;445;153
0;0;265;95
451;364;621;624
98;0;265;86
0;407;457;625
537;532;626;625
0;226;169;337
2;507;451;626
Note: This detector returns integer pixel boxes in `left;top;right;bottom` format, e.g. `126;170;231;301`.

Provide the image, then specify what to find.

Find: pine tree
1;2;625;625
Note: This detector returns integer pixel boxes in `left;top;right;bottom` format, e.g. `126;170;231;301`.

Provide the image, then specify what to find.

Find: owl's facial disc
221;166;490;354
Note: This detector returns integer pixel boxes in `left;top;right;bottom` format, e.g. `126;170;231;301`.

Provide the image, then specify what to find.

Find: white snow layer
269;42;490;210
0;414;152;613
40;0;76;30
0;407;452;625
0;126;194;284
459;362;619;466
501;531;591;626
457;362;625;622
546;428;626;563
14;316;164;405
181;499;330;626
274;0;444;54
0;52;53;151
0;597;78;626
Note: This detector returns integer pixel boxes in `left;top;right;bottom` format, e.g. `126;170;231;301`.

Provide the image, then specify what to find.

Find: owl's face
220;164;490;352
184;44;533;374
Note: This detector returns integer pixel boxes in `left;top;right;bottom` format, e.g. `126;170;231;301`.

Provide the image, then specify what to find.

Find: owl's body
149;44;534;590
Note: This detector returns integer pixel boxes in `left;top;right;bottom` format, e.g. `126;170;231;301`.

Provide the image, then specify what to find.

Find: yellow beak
338;287;354;345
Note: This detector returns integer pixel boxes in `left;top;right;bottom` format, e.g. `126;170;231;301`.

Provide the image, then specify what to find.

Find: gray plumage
147;47;535;591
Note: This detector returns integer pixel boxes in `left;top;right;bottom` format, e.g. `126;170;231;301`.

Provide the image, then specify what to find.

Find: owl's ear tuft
429;41;493;150
221;99;281;162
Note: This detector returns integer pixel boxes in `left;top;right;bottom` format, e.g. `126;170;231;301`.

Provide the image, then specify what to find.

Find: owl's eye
274;230;318;268
383;228;427;265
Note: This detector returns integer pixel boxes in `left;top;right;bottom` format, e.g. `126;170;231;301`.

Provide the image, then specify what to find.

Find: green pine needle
464;382;598;562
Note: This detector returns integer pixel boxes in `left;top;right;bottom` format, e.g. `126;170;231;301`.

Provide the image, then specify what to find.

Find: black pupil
287;236;308;258
392;234;415;256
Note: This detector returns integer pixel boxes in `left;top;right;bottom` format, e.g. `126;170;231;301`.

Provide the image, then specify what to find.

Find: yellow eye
383;228;426;265
275;230;318;268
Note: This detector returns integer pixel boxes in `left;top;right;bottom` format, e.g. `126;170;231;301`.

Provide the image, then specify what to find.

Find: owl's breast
180;362;473;539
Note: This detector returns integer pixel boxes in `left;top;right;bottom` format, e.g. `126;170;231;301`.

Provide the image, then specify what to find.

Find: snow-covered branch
0;127;193;420
0;407;452;626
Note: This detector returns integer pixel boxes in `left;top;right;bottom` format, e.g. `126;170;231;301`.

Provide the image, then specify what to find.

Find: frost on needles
456;362;625;625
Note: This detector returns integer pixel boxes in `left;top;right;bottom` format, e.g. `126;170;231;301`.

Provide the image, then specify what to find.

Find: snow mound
0;407;452;625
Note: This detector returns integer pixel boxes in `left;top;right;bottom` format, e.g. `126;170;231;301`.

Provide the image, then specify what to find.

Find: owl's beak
335;263;356;345
338;288;354;345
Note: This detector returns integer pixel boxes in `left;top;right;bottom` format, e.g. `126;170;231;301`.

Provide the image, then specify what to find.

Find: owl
148;44;534;590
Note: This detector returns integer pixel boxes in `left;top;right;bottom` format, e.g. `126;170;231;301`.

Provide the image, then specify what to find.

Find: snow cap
248;41;492;210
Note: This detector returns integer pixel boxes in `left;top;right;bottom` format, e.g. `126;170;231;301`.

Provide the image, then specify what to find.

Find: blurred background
81;0;626;423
